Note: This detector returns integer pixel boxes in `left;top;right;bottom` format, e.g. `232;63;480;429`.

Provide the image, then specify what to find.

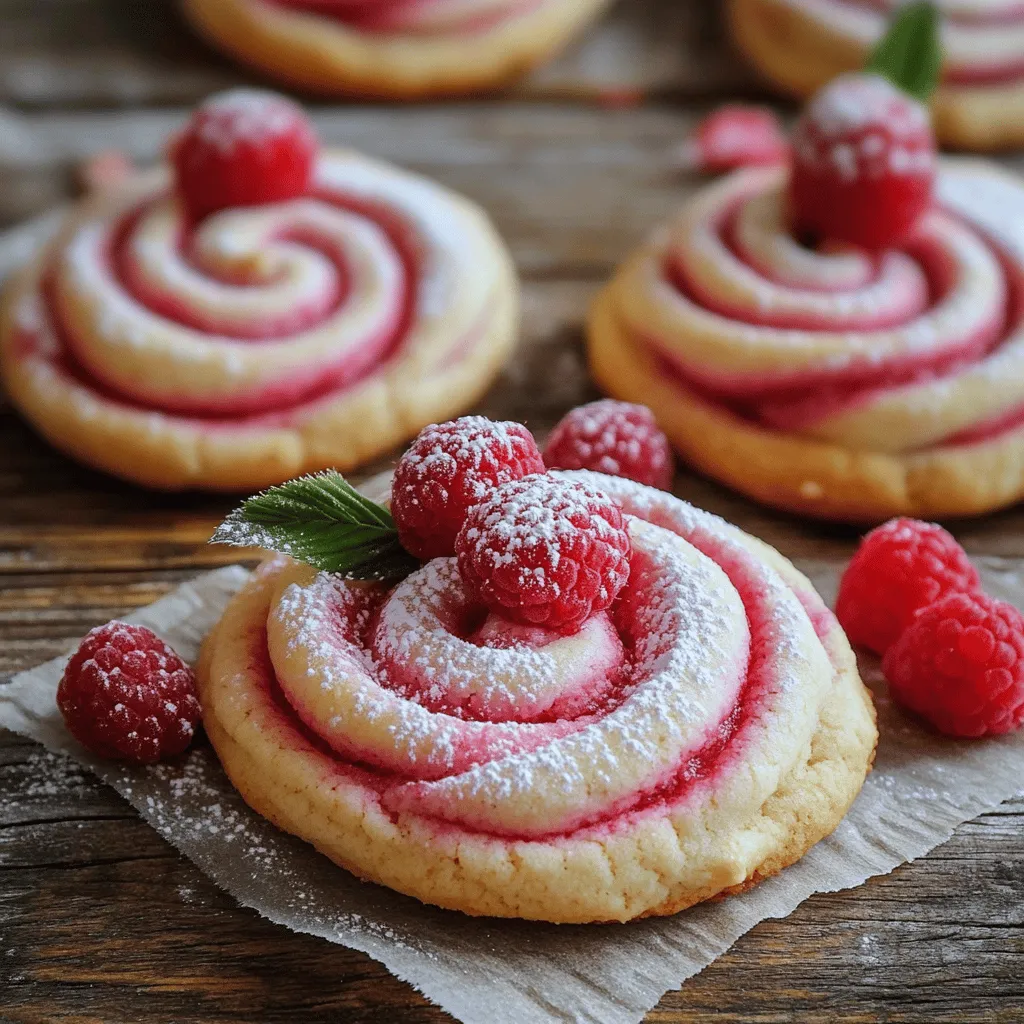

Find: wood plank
0;0;752;110
0;102;712;233
4;103;1024;262
2;737;1022;1023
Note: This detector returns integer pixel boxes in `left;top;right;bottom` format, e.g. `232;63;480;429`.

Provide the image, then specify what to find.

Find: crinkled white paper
3;557;1023;1024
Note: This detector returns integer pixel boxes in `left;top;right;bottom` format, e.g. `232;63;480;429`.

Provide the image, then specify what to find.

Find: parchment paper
3;555;1023;1024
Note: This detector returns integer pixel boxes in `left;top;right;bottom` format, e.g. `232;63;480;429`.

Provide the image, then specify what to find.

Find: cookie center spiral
260;504;829;840
373;560;626;722
612;164;1024;455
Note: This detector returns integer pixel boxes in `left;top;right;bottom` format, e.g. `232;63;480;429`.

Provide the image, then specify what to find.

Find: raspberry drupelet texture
171;88;318;221
57;622;202;764
789;73;936;250
543;400;674;490
836;518;981;655
883;592;1024;738
455;474;632;635
391;416;546;560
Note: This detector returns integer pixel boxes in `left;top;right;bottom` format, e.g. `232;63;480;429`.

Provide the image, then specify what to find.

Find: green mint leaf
210;471;418;581
866;1;942;103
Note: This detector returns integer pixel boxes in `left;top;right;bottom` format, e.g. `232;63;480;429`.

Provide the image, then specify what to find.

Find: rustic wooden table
1;2;1022;1022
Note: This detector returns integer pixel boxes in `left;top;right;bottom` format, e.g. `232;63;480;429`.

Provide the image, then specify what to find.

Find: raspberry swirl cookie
199;468;876;923
181;0;611;98
589;159;1024;522
0;92;517;491
728;0;1024;149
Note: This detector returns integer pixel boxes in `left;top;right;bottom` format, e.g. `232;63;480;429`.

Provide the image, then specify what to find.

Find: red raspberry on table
836;518;981;656
678;104;790;173
789;73;936;250
543;400;674;490
56;622;201;765
883;592;1024;738
455;474;632;635
171;88;318;221
391;416;546;560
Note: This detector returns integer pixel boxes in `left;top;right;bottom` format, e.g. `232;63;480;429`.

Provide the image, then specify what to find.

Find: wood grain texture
0;1;1022;1021
2;734;1022;1024
0;0;751;109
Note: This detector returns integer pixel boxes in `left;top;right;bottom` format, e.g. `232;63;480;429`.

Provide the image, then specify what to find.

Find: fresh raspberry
836;518;981;656
789;73;936;250
882;592;1024;738
455;474;631;635
543;400;674;490
391;416;545;560
56;622;201;764
171;89;318;221
678;104;790;173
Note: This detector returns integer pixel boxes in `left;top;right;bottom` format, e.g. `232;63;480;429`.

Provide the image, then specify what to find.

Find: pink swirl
608;163;1024;455
0;151;516;488
218;477;838;841
200;472;875;920
270;0;544;34
787;0;1024;85
51;191;410;416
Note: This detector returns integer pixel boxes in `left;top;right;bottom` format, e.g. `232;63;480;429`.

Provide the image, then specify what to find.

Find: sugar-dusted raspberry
171;88;318;220
790;73;936;250
56;621;201;764
883;592;1024;738
836;518;981;655
391;416;545;560
455;474;631;635
543;400;673;490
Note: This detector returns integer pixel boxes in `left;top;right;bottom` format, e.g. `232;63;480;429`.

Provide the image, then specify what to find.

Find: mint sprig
211;471;417;581
866;1;942;103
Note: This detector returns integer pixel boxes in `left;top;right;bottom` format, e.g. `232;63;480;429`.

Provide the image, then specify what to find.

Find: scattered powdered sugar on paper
3;551;1024;1024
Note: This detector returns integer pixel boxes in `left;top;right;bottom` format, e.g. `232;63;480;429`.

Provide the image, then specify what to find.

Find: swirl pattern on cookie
728;0;1024;148
198;472;876;922
273;0;547;33
181;0;612;98
0;151;517;490
589;160;1024;521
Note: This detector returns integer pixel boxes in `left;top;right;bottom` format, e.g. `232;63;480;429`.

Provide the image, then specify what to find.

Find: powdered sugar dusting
543;399;673;489
455;474;631;631
113;750;427;954
251;471;833;839
460;475;623;568
21;748;90;797
391;416;544;558
374;558;623;721
794;73;934;182
270;572;587;780
398;416;540;505
189;89;307;157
